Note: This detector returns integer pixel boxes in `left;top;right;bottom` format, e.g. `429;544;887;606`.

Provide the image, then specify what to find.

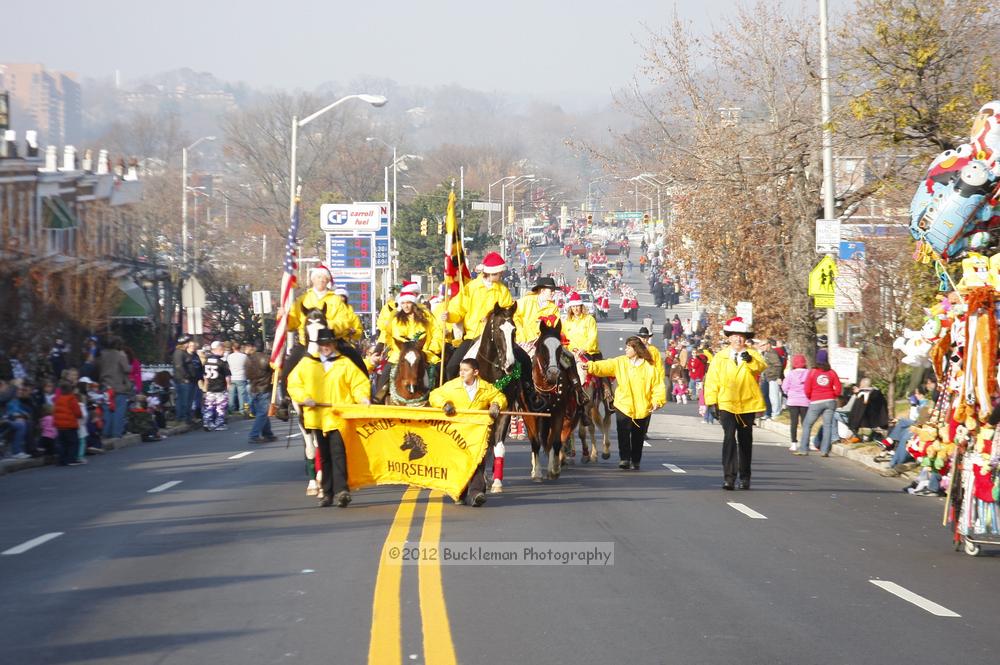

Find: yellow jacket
562;314;599;354
647;343;665;388
587;355;665;419
287;354;371;433
703;348;766;414
513;294;561;343
341;301;364;342
382;313;435;364
429;376;508;411
287;289;353;344
430;301;459;357
376;301;397;342
447;277;514;340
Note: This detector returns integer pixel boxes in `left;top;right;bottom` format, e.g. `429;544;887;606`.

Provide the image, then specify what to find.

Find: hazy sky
4;0;815;98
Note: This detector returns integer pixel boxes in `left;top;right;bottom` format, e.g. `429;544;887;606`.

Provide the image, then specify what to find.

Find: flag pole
441;187;463;388
268;194;300;415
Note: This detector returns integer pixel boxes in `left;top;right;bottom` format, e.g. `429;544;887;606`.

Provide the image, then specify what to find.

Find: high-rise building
0;63;82;145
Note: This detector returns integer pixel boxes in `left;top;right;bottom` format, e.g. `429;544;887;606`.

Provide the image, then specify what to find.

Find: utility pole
820;0;838;348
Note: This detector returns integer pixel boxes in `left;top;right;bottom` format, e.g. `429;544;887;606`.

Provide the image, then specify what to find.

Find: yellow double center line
368;487;457;665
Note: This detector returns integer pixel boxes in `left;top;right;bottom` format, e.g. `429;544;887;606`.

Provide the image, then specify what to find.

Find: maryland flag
339;404;493;500
443;190;471;298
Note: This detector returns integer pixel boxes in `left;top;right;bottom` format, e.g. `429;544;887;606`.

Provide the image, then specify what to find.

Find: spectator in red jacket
794;350;842;457
52;381;82;466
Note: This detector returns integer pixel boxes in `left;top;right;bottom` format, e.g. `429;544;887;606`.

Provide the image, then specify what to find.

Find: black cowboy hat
314;328;336;344
531;276;558;292
637;327;653;338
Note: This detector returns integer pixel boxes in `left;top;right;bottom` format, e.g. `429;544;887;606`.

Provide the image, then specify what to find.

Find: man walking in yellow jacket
287;328;371;507
703;317;766;490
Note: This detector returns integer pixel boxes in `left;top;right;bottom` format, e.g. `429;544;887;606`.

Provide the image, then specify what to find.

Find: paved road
0;241;993;665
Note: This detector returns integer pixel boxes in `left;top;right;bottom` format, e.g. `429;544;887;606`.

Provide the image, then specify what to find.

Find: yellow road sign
808;255;838;297
813;295;835;309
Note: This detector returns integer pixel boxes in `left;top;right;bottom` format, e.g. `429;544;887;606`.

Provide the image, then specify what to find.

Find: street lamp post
819;0;838;348
288;94;387;218
181;136;215;270
488;176;517;236
500;174;535;261
634;173;665;222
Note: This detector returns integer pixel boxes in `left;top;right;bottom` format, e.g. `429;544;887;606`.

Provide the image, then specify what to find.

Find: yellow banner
337;405;494;501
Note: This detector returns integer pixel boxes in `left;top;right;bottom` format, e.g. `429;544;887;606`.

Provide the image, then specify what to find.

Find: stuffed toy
893;328;933;368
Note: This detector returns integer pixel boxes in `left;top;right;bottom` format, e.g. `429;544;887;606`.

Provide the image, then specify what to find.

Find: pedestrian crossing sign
808;255;837;297
813;294;835;309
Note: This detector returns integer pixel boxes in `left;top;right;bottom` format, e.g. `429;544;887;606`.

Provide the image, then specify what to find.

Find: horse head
393;336;428;402
477;303;517;381
537;317;566;385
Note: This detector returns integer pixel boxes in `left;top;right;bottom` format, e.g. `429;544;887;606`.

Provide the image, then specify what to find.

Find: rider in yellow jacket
443;252;513;380
282;266;354;344
334;287;364;343
562;294;600;355
513;276;561;344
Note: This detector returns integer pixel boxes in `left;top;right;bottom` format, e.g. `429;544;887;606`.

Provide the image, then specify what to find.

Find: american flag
443;191;470;298
269;200;301;366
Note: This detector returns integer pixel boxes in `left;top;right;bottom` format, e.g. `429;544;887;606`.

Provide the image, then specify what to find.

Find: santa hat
400;280;420;295
397;292;419;304
309;264;333;282
567;291;582;305
479;252;506;274
722;317;753;336
334;287;348;297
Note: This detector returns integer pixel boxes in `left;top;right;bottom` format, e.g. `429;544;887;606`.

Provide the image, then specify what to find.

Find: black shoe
248;437;265;444
262;434;277;442
618;460;632;470
722;482;735;491
631;463;640;471
319;495;333;507
739;481;750;490
470;492;487;507
334;491;352;508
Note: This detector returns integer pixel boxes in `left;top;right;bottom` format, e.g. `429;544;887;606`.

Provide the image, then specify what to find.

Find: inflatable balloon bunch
909;101;1000;262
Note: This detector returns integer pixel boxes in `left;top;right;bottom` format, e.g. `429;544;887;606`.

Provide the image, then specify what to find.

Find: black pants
445;338;474;381
462;459;487;503
615;413;651;465
315;428;348;497
719;410;753;484
787;405;807;443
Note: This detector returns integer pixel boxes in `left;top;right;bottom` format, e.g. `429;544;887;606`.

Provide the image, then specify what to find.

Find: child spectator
53;380;82;466
4;385;34;459
38;404;56;457
128;395;163;441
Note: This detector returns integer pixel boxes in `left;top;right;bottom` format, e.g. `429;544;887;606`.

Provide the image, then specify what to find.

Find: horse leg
530;445;542;482
548;415;564;480
490;441;505;494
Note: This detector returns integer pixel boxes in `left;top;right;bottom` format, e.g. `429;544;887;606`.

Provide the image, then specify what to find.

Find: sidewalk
0;420;197;477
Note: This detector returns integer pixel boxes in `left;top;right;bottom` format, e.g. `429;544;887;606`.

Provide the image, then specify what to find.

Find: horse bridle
480;315;513;381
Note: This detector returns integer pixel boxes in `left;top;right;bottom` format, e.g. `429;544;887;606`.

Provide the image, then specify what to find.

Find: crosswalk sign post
808;255;838;309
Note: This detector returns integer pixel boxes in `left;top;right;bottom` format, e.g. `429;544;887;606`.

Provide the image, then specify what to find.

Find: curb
0;422;196;477
755;417;919;482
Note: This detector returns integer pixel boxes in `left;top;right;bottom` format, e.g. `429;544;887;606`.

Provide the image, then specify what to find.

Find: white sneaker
215;425;228;431
13;452;31;460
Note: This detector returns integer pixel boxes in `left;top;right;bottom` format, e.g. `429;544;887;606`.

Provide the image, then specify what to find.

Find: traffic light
420;218;428;236
586;214;593;226
643;213;650;224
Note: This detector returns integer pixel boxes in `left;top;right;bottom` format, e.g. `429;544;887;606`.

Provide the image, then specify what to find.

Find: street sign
813;295;835;309
835;260;863;313
808;255;838;297
320;202;390;233
839;241;866;261
829;346;860;385
251;290;272;315
735;301;753;325
327;236;373;270
471;201;501;212
815;218;841;254
614;211;644;220
181;277;206;309
185;307;204;335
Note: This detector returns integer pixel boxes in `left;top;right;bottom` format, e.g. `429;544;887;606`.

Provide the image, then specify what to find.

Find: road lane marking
418;491;457;665
2;532;64;555
727;502;767;519
869;580;960;617
147;480;183;493
368;486;420;665
662;463;687;473
228;451;254;460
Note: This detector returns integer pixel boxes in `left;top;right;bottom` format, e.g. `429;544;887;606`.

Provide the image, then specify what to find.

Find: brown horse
383;337;430;406
523;318;578;480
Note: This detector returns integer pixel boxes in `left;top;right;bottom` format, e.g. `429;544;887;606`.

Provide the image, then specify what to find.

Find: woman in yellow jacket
702;317;766;491
582;336;666;471
443;252;514;380
287;329;371;507
562;292;600;357
429;357;507;506
374;293;436;402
